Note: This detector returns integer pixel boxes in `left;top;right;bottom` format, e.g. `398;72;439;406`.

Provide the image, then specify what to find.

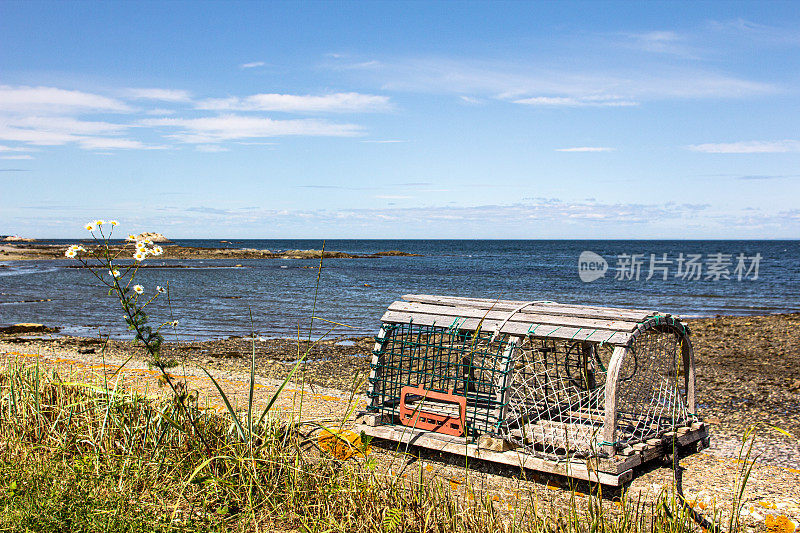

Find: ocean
1;239;799;340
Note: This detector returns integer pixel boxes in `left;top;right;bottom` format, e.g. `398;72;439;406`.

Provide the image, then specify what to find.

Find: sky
1;0;799;239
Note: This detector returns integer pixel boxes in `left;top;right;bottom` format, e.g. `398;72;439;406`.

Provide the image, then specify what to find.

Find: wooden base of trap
356;416;709;487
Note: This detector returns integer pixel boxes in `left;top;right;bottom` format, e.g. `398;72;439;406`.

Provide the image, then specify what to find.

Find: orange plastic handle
398;385;467;437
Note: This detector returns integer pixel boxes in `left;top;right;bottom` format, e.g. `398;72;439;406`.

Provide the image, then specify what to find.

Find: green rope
598;331;616;346
448;317;464;332
544;326;562;338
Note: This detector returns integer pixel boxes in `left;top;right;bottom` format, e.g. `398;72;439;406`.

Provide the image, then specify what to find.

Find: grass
0;359;737;533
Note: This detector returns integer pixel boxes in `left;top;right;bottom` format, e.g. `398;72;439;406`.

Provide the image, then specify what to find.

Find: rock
477;434;515;452
1;235;36;242
705;416;721;425
78;347;96;354
132;232;171;243
0;323;59;334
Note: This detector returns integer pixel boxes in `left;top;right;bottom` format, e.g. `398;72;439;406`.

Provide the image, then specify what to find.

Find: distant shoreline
0;243;421;261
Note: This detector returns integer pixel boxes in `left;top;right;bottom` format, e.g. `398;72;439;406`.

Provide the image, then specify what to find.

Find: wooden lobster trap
356;294;709;486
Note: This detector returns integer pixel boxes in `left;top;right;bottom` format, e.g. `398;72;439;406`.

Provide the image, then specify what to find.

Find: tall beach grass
0;358;730;533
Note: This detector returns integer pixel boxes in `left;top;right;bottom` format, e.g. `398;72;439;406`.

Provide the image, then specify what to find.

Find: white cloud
197;92;391;113
144;108;177;115
0;115;162;150
240;61;265;69
77;137;165;150
0;145;31;152
195;144;230;152
124;88;191;102
0;154;33;160
5;116;127;135
340;60;383;70
375;195;413;199
31;199;797;239
635;30;680;42
622;30;699;58
0;85;377;153
514;96;638;107
142;114;363;143
363;57;777;104
556;146;615;152
163;199;718;235
0;124;79;145
0;85;130;114
687;140;800;153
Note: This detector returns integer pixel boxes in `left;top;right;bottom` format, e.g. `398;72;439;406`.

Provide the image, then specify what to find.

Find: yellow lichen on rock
317;429;369;460
766;514;797;533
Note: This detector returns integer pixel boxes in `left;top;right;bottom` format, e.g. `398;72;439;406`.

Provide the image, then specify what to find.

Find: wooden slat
356;422;633;486
401;294;658;322
603;346;628;455
402;294;658;318
380;310;632;345
388;301;643;333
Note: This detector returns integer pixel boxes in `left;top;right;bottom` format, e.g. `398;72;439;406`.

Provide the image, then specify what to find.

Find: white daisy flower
109;220;119;226
133;285;144;294
109;269;121;278
136;241;146;250
94;219;105;226
143;238;153;245
84;223;95;231
133;250;146;261
126;234;136;241
156;285;166;293
151;246;163;256
65;249;77;258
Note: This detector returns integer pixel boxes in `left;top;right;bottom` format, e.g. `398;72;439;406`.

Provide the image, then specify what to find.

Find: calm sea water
1;240;798;340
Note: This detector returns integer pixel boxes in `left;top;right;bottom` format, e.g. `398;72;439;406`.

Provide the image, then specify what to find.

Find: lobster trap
357;295;709;486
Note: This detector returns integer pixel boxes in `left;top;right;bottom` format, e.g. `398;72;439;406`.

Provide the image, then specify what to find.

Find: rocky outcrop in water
0;242;422;260
133;232;171;242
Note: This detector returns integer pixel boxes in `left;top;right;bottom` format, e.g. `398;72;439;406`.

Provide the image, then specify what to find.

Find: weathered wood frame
602;318;695;456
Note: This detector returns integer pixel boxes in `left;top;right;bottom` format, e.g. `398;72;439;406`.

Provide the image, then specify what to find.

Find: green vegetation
0;360;718;533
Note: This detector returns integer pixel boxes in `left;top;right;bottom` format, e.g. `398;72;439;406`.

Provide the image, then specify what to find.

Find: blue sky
1;1;799;239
